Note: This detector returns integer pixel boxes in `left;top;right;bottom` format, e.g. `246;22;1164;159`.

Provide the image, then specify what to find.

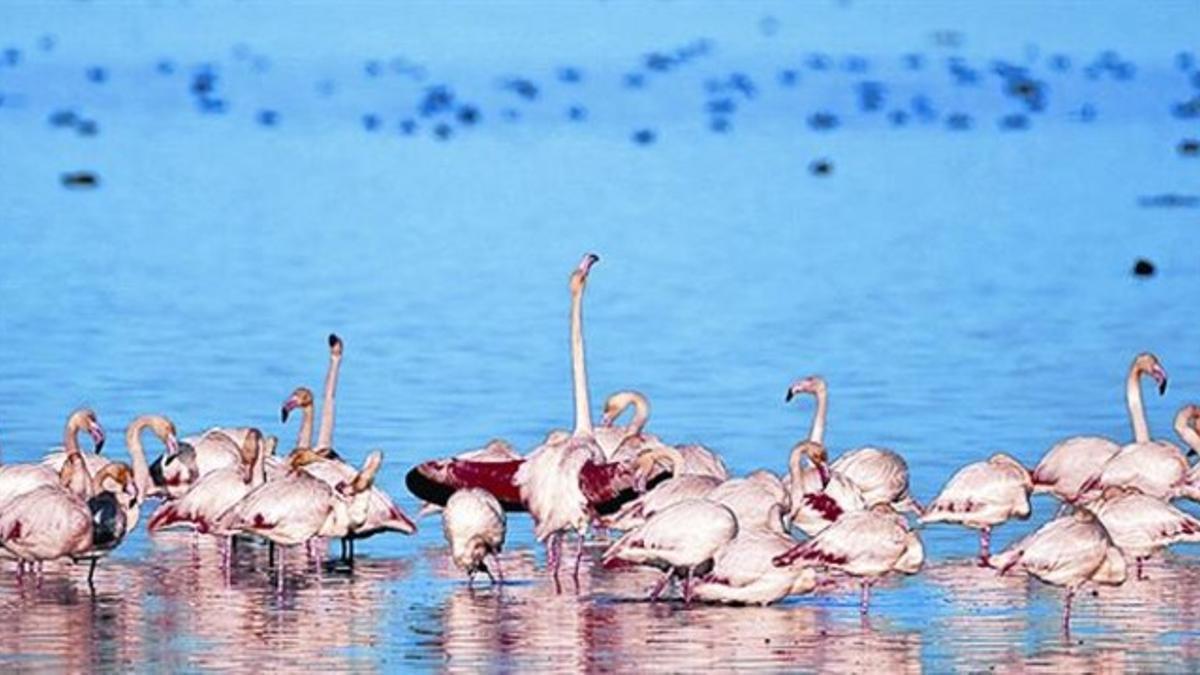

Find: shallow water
2;1;1200;671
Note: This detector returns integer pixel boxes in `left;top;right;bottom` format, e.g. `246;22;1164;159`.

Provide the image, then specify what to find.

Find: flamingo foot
572;533;585;592
648;572;672;602
859;581;872;615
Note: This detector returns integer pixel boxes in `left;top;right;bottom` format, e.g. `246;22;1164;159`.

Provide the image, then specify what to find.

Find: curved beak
578;252;599;276
1154;366;1169;395
281;398;298;423
88;423;106;453
816;462;831;489
600;410;616;427
785;387;797;402
125;481;140;502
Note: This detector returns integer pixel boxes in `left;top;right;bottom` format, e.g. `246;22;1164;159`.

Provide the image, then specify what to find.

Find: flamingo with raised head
1081;402;1196;502
442;488;506;586
44;414;166;513
1031;353;1166;504
604;447;722;531
692;504;817;606
774;504;924;614
316;333;343;451
787;441;865;537
281;386;316;449
602;498;738;603
786;377;920;513
516;253;606;593
1085;486;1200;579
600;391;728;478
989;510;1127;631
920;453;1033;565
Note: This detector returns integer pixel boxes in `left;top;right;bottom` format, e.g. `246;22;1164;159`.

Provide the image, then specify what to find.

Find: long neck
1175;414;1200;454
571;283;592;436
123;417;154;501
297;404;314;449
317;354;341;450
1126;366;1150;444
63;417;82;455
787;445;805;485
630;395;649;435
809;388;827;444
250;442;266;486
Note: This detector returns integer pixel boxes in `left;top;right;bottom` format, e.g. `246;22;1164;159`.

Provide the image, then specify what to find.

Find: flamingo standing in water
0;408;105;507
602;498;738;603
515;253;605;593
147;429;265;535
604;447;722;531
1031;353;1166;504
442;488;506;586
692;504;817;606
1081;402;1198;502
989;509;1127;631
786;377;920;513
1084;486;1200;579
774;504;924;614
920;453;1033;565
786;440;865;536
44;414;167;519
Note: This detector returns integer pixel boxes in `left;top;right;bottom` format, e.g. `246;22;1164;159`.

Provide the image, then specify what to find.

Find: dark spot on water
758;15;779;37
257;109;279;127
807;111;839;130
1177;52;1195;72
76;119;98;136
86;66;107;83
632;129;656;145
361;114;380;131
419;85;455;117
707;98;736;115
856;81;885;112
398;118;417;135
364;60;382;77
778;69;799;86
948;58;979;85
843;55;869;73
888;109;909;126
38;35;55;52
1137;194;1199;208
999;113;1029;130
1171;97;1200;120
557;66;582;83
1132;259;1155;277
3;48;20;66
1049;54;1072;71
911;95;937;121
156;59;175;75
433;122;453;140
1075;103;1097;122
1180;139;1199;156
456;105;479;126
809;158;833;176
805;53;830;71
501;108;520;121
902;53;924;70
191;70;216;96
503;78;539;100
623;72;645;89
61;171;99;189
710;117;731;133
315;79;337;97
945;112;971;130
197;97;227;114
231;43;251;61
567;105;587;121
48;109;78;128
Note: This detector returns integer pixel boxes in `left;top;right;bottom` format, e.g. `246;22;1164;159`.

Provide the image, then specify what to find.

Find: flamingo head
239;428;263;466
145;415;178;455
280;387;314;423
785;375;826;402
95;462;139;506
288;447;326;470
794;441;830;486
329;333;344;358
70;408;106;453
569;252;600;293
1135;353;1168;395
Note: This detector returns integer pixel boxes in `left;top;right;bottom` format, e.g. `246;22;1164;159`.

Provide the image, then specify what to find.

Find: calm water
2;1;1200;671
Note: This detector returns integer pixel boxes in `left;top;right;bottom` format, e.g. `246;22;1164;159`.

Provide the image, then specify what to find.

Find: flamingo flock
2;253;1199;634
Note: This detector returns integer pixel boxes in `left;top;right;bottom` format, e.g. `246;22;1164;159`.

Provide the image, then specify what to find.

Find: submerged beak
89;423;106;453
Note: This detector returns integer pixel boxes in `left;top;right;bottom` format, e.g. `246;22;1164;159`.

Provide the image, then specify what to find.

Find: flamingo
773;504;924;614
705;469;792;533
216;449;383;585
515;253;606;593
601;498;738;603
146;428;266;534
786;441;866;537
1031;352;1166;504
1081;402;1196;502
1179;406;1200;498
599;391;728;478
786;376;920;513
316;333;343;451
989;509;1127;631
44;414;167;511
691;504;817;606
412;439;524;517
604;447;722;531
442;488;506;586
1084;486;1200;580
0;408;105;508
281;386;316;449
919;453;1033;565
151;430;241;499
0;456;138;587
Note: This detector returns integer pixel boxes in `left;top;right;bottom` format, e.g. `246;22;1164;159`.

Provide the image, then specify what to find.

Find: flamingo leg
467;570;476;589
683;568;694;605
978;526;992;567
276;546;285;594
87;558;98;593
491;553;504;586
1136;557;1146;581
348;538;355;564
268;541;276;569
648;571;672;601
548;533;563;594
482;565;496;586
859;580;872;615
1063;588;1074;633
572;532;585;591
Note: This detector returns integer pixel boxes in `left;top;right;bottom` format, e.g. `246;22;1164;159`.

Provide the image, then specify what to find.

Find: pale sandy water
1;1;1200;671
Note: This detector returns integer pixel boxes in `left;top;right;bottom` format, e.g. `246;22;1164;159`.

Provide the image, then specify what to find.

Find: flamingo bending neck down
786;440;865;536
692;504;817;606
786;376;920;513
602;391;729;479
515;253;605;593
2;409;106;509
1031;352;1167;504
442;488;506;586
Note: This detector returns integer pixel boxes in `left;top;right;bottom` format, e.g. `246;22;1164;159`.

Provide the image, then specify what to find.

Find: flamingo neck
809;388;827;445
297;403;314;450
63;417;82;456
1126;366;1150;444
123;417;155;501
317;353;341;450
629;394;650;435
570;283;592;436
1175;414;1200;455
250;440;266;486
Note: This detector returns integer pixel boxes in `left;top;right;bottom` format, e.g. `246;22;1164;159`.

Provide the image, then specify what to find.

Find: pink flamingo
692;504;817;606
604;447;722;531
442;488;507;586
787;440;866;536
600;391;728;478
0;409;105;508
774;504;924;614
1085;486;1200;579
1031;353;1166;504
602;498;738;603
919;453;1033;565
706;469;793;534
989;510;1127;631
1081;403;1197;501
147;429;266;534
280;386;316;449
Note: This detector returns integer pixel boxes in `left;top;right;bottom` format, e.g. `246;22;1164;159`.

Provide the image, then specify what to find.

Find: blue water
2;0;1200;670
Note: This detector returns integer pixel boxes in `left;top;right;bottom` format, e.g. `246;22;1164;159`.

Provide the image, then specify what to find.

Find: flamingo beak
578;252;599;276
600;411;616;427
1154;367;1168;395
89;423;106;453
281;398;298;423
785;387;797;402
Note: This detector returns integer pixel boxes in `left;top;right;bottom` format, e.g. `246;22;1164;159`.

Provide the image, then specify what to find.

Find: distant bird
774;504;924;614
602;498;738;603
919;453;1033;564
442;488;506;586
1085;486;1200;579
989;510;1127;631
1031;353;1166;505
